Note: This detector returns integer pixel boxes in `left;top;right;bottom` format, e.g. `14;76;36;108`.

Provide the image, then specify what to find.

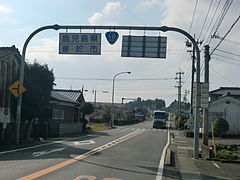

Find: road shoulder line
156;129;170;180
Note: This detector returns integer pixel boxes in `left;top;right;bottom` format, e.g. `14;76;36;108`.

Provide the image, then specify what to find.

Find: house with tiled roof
50;89;85;123
209;87;240;135
48;89;86;136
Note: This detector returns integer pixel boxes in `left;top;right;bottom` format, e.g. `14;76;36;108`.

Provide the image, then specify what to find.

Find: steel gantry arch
16;24;201;159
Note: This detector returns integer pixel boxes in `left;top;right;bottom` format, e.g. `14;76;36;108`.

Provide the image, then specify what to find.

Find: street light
121;98;136;126
92;90;108;109
111;71;131;127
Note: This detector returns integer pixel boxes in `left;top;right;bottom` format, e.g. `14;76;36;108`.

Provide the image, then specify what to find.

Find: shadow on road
78;159;158;176
163;165;231;180
0;131;113;161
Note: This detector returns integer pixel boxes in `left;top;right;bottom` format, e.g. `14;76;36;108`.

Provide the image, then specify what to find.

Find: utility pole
186;34;198;119
183;90;189;103
203;45;210;145
191;45;196;117
121;98;124;126
93;90;97;108
175;70;184;118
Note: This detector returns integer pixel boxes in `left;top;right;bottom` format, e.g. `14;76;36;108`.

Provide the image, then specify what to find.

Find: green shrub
174;115;187;129
213;118;229;137
216;151;238;160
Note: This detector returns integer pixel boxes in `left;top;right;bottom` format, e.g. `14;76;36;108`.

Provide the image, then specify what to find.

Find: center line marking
17;130;147;180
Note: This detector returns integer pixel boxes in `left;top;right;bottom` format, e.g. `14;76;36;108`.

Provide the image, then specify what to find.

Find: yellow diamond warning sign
8;80;26;98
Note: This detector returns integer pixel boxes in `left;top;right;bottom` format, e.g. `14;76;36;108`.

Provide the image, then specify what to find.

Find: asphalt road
0;121;168;180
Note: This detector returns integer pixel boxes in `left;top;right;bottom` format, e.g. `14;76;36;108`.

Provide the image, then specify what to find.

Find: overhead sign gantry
17;24;201;159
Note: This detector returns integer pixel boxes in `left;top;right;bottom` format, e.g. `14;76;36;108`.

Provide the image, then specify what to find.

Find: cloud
88;2;124;25
0;5;11;14
138;0;161;10
0;4;15;24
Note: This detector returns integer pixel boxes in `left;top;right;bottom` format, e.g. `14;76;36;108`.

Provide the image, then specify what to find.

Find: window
154;112;166;119
52;110;64;120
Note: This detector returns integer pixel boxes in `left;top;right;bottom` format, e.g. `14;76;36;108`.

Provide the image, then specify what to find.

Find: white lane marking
120;128;130;132
0;135;91;155
74;130;147;160
156;129;170;180
74;140;95;146
32;147;67;157
212;161;220;169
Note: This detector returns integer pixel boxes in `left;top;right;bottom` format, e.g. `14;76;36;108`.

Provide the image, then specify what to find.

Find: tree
101;105;111;124
213;118;229;137
21;61;55;139
80;102;94;119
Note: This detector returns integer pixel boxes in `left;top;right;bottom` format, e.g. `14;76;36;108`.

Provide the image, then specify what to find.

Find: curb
164;131;175;167
206;158;240;163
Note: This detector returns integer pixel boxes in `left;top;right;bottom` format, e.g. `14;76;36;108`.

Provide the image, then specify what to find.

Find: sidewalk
163;130;240;180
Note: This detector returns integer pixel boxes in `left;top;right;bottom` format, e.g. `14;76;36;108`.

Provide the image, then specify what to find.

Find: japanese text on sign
59;33;101;55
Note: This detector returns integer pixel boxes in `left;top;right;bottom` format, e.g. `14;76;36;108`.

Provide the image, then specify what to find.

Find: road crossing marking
17;130;147;180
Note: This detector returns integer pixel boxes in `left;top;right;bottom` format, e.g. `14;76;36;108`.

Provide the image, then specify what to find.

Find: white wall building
209;88;240;135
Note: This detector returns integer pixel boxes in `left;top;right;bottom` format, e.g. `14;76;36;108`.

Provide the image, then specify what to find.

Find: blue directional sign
105;31;119;45
59;33;101;55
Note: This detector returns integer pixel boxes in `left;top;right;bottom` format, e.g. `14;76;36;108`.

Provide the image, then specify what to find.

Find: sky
0;0;239;106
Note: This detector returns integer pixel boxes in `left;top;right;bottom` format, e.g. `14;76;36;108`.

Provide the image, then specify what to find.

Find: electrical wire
216;49;240;57
210;15;240;55
206;0;232;45
212;57;240;67
212;53;240;62
201;0;221;46
209;0;233;44
189;0;199;34
198;0;214;40
56;77;175;81
210;66;239;86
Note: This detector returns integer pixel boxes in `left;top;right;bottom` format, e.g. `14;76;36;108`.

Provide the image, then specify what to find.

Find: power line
223;38;240;46
216;49;240;57
208;0;233;45
198;0;214;40
212;0;233;36
212;57;240;67
210;15;240;55
210;66;239;86
189;0;199;34
212;53;240;62
201;0;222;46
56;77;175;81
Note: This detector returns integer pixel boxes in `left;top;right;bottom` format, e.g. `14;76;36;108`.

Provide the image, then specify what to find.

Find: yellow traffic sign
8;80;26;98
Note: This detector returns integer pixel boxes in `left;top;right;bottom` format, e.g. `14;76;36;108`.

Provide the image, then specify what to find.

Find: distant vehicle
152;110;167;129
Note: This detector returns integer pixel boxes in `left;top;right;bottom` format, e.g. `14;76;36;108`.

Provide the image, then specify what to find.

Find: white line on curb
156;129;170;180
